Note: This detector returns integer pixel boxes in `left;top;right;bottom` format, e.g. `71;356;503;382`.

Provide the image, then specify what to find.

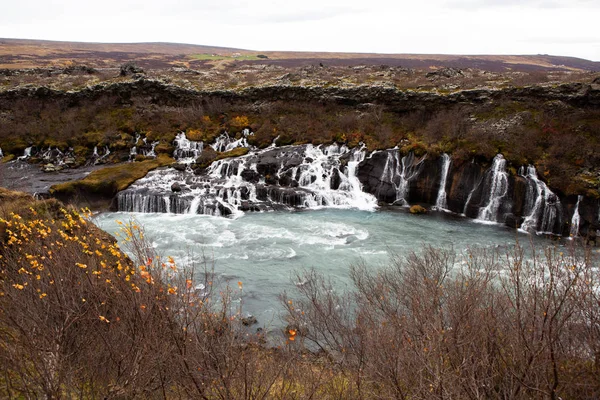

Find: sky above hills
1;0;598;61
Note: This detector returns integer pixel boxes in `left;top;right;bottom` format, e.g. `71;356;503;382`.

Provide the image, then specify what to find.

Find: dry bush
284;243;600;399
2;191;599;399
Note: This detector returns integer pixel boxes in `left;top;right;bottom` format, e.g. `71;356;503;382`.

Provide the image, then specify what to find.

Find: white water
211;129;254;153
0;147;3;159
379;151;426;206
434;153;451;210
95;208;539;330
519;165;562;234
477;154;509;222
173;132;204;162
18;147;32;161
570;195;582;238
118;143;377;216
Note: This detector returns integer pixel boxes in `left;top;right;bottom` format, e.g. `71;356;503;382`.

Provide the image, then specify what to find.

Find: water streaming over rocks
434;153;450;210
374;150;426;206
91;146;111;164
173;132;203;162
95;133;600;237
117;140;377;216
211;129;254;152
477;154;509;222
570;195;582;237
519;165;563;234
17;147;32;161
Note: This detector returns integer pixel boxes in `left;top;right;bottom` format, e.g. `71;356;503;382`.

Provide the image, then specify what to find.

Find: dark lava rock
426;67;464;79
120;63;145;77
241;315;258;326
172;163;187;172
241;169;260;183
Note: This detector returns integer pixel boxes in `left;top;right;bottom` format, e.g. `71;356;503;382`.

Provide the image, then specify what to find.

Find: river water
94;208;546;331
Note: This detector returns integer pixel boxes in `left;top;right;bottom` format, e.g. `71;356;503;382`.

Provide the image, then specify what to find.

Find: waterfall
17;147;32;161
174;132;203;162
142;141;160;158
295;144;376;210
379;151;426;206
477;154;509;222
94;146;110;164
0;147;3;159
570;195;582;238
519;165;562;234
211;129;254;152
129;146;137;162
116;143;377;217
434;153;451;210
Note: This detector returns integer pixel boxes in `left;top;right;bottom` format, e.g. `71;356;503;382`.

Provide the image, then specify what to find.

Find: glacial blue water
94;208;544;331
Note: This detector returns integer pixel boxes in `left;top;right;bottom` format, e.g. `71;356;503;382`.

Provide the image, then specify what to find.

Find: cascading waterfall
477;154;509;222
379;150;426;206
142;141;159;157
173;132;203;162
117;142;377;217
570;195;582;237
519;165;562;234
211;129;254;152
295;144;377;210
18;147;32;161
0;147;3;159
93;146;110;164
434;153;450;210
129;146;137;161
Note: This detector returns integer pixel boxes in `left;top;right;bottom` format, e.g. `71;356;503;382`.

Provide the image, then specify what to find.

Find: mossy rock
215;147;250;161
155;143;175;155
409;205;428;214
50;154;174;201
41;138;69;149
82;131;105;147
195;147;218;169
1;154;16;163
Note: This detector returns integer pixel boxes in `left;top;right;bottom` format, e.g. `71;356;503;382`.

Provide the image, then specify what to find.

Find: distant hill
1;38;599;72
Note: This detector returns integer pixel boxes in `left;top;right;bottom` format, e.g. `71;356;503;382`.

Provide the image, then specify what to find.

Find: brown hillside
1;38;599;72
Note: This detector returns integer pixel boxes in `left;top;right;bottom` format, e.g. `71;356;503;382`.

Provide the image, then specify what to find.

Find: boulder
409;205;427;214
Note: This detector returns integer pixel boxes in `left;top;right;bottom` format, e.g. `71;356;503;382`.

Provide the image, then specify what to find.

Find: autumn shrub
283;243;600;399
0;192;322;399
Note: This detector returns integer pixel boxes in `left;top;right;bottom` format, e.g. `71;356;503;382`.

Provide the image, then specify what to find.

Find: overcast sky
1;0;599;61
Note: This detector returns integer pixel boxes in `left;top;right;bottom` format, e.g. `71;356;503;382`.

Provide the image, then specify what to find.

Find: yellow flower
12;284;24;290
99;315;110;323
76;263;87;269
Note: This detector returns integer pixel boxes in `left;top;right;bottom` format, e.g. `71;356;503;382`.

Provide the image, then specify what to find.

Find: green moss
1;154;16;163
81;131;105;147
215;147;250;161
49;154;173;199
41;138;69;149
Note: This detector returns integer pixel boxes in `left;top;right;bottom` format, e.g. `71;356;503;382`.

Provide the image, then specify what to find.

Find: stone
41;163;61;172
171;182;182;192
241;315;258;326
172;163;187;172
409;204;427;214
